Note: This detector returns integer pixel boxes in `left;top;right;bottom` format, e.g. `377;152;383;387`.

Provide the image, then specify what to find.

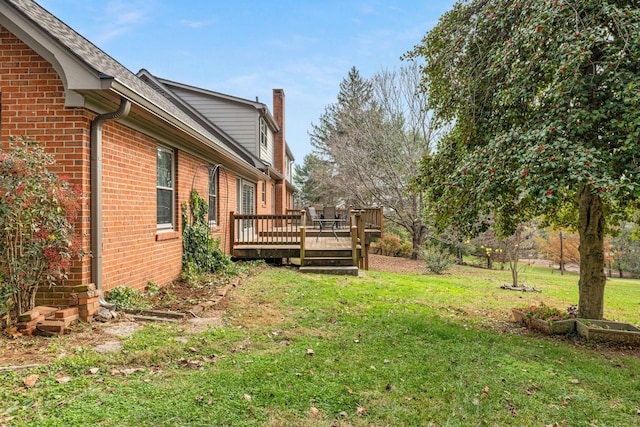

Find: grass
1;263;640;426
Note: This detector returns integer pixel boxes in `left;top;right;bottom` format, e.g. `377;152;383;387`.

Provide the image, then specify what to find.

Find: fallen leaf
347;387;354;394
307;370;315;376
482;386;490;396
309;406;320;416
473;398;480;406
339;411;348;418
243;393;252;401
23;374;38;387
56;376;71;384
569;378;580;384
122;368;145;375
306;349;314;356
356;406;368;415
87;368;99;375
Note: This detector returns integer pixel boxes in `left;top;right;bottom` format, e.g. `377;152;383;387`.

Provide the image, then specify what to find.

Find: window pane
242;183;255;214
157;188;173;225
157;149;173;188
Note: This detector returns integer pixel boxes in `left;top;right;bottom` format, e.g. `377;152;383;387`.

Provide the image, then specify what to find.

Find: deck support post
230;211;235;255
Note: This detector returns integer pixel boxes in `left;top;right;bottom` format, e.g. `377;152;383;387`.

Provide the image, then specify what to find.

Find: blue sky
37;0;455;162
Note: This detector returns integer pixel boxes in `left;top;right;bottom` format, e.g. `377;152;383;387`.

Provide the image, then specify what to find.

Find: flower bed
512;303;577;335
576;319;640;345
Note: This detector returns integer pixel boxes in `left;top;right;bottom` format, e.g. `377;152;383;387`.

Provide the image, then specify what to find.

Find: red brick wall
0;27;93;300
0;27;241;303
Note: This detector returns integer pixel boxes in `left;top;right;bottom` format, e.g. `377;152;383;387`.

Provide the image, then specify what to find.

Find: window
208;168;218;225
239;180;256;231
261;181;266;205
242;182;255;216
156;146;175;229
260;118;267;148
271;184;275;214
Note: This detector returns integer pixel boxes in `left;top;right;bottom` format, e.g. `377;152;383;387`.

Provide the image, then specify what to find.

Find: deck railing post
358;210;365;269
230;211;236;251
351;225;358;267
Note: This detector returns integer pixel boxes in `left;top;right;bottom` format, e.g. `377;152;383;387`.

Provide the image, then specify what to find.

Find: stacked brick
68;283;100;321
14;283;100;336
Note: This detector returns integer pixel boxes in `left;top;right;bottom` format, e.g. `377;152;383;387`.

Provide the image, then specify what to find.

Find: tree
500;222;537;287
610;222;640;278
293;154;336;208
536;231;581;271
408;0;640;319
309;64;441;258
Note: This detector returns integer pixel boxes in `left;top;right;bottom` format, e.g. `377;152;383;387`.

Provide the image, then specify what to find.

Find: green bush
424;244;454;274
105;286;151;311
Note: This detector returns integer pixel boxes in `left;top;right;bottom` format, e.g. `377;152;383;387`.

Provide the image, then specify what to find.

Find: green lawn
1;263;639;426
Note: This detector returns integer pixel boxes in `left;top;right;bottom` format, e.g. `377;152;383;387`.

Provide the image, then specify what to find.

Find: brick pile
14;283;100;336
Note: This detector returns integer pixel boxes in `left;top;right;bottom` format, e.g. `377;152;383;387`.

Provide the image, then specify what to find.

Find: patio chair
322;206;341;228
306;206;319;227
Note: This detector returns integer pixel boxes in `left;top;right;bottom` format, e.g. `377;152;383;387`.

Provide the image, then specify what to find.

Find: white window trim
260;118;267;148
156;145;175;231
208;168;218;226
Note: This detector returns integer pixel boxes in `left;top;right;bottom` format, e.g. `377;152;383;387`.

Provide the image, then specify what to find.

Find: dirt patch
0;275;239;367
368;254;429;275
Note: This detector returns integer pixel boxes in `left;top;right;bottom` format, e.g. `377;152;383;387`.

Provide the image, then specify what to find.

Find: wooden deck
230;209;383;274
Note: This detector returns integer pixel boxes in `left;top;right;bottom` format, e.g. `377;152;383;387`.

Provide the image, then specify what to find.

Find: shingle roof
5;0;265;170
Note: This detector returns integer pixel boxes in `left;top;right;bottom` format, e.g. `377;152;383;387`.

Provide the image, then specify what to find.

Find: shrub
105;286;151;311
0;138;82;317
182;190;233;276
375;234;403;257
424;244;454;274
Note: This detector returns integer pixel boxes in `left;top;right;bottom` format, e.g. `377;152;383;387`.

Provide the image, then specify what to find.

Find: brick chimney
272;89;287;214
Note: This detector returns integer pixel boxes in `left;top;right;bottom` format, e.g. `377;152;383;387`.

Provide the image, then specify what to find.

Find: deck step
303;256;354;267
299;265;359;276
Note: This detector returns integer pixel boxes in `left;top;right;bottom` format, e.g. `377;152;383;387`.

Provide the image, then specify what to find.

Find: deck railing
358;207;384;232
230;211;303;245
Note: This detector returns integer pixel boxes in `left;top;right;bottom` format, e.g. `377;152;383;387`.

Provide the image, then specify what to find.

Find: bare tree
309;64;443;258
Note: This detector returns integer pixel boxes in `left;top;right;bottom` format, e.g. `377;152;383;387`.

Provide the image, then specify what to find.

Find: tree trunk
411;222;428;260
576;185;606;320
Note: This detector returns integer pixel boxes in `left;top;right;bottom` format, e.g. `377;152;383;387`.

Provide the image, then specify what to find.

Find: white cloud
93;0;154;44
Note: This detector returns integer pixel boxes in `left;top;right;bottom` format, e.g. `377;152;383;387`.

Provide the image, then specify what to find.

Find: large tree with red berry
407;0;640;319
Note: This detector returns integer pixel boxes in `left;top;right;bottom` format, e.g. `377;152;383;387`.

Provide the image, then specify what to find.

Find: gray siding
261;128;275;166
172;87;260;156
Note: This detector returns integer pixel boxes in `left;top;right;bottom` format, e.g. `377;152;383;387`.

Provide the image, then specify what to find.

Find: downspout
90;96;131;307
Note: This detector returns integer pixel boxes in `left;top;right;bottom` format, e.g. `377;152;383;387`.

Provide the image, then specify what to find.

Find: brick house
0;0;296;308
